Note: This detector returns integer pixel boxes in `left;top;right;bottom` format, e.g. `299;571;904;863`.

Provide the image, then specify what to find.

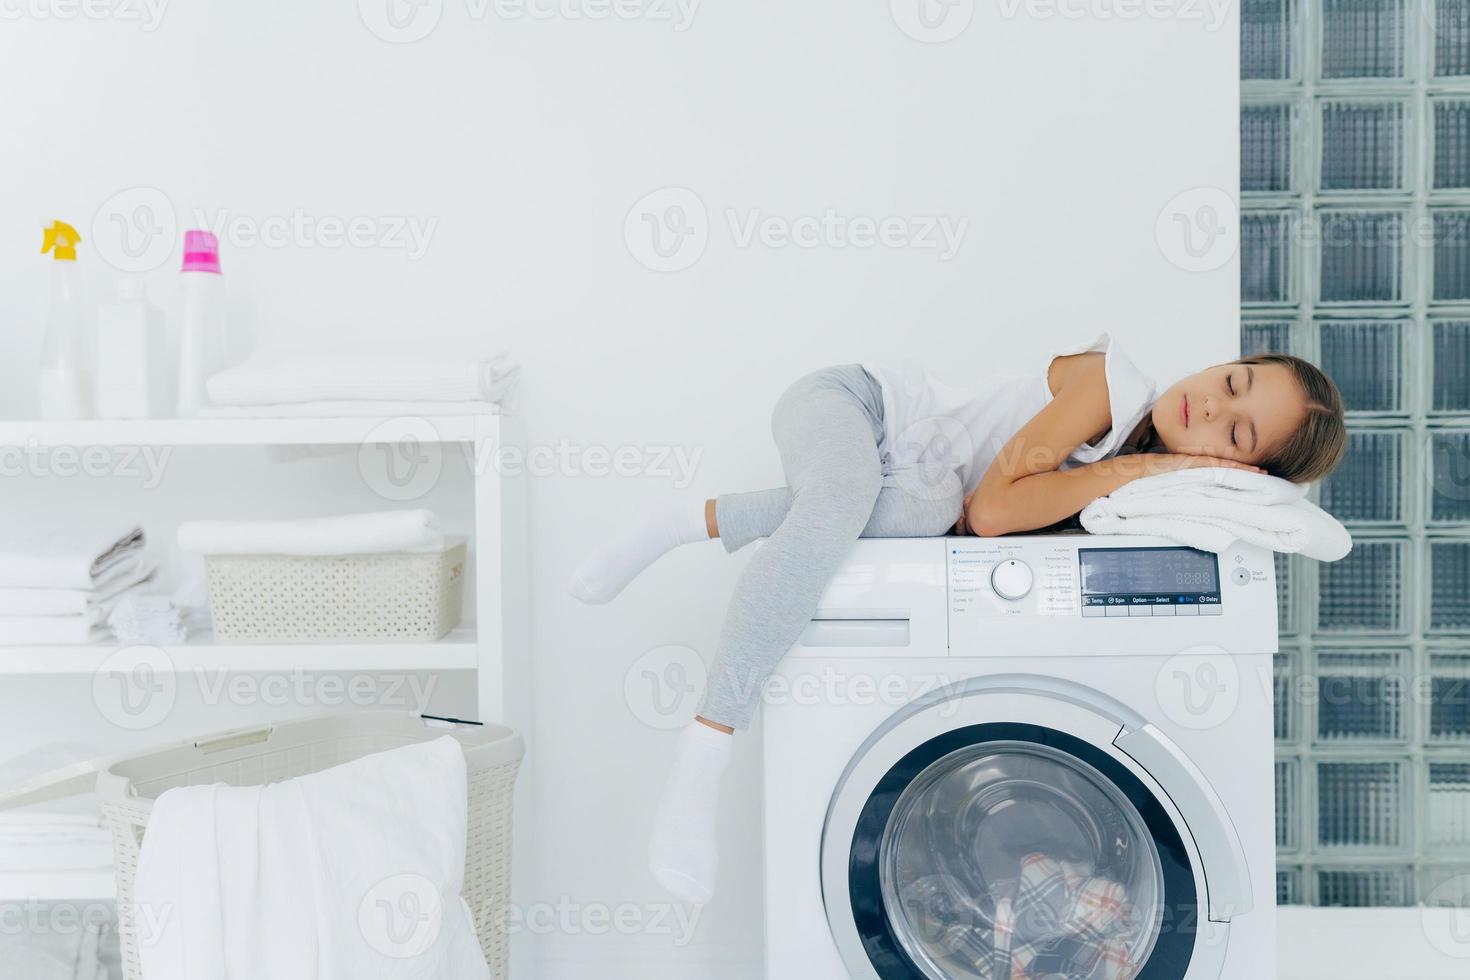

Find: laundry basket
94;712;523;980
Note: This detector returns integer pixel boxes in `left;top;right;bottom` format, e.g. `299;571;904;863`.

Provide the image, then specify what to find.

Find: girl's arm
964;354;1258;537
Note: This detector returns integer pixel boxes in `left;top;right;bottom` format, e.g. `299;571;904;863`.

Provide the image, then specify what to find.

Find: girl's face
1151;361;1307;465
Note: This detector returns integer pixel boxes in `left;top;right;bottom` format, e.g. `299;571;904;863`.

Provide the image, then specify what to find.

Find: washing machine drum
835;723;1203;980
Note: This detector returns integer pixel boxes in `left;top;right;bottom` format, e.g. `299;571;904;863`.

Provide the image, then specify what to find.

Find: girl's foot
567;499;711;603
647;720;732;904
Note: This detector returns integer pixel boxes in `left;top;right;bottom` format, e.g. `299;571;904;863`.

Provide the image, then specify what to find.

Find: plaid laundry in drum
991;853;1141;980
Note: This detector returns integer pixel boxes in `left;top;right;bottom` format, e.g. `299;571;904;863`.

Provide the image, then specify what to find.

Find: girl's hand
1140;453;1266;477
954;492;974;535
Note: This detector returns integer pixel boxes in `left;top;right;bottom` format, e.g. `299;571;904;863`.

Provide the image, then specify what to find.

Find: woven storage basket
95;712;522;980
204;539;467;642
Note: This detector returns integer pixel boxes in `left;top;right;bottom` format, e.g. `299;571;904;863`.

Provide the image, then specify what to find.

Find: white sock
567;499;710;604
647;721;732;905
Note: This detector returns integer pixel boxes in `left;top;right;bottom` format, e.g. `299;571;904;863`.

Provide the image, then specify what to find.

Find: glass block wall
1243;0;1470;907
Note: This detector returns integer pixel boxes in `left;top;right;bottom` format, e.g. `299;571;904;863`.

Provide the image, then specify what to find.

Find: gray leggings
699;365;965;729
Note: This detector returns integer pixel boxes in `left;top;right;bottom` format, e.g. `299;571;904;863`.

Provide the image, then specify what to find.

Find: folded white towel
177;509;444;557
0;617;109;645
1080;467;1353;561
205;346;519;406
134;736;489;980
198;400;501;418
0;527;146;590
0;562;156;617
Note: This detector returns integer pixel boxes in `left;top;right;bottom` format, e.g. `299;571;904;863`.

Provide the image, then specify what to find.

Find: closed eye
1227;374;1235;396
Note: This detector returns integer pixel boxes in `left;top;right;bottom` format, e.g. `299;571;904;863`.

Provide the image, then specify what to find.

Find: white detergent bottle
175;229;226;417
38;220;94;419
96;275;163;419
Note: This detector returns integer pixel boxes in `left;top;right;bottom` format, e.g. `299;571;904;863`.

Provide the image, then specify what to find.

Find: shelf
0;870;115;902
0;414;498;448
0;629;479;675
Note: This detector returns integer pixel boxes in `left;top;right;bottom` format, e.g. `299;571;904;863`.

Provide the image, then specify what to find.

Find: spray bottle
38;220;93;420
175;230;227;417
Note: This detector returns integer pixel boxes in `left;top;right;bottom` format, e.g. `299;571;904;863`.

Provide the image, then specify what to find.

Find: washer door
822;677;1246;980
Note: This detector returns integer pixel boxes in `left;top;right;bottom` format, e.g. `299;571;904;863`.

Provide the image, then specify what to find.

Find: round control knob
990;559;1034;600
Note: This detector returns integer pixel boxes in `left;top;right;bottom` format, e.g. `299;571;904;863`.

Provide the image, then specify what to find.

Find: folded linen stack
0;528;155;645
0;745;115;980
1079;466;1353;561
199;345;520;417
177;508;446;556
108;594;188;645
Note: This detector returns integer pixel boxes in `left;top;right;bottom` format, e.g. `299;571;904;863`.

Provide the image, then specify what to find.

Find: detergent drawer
790;538;949;658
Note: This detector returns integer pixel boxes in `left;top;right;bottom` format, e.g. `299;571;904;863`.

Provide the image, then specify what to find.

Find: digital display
1078;546;1221;608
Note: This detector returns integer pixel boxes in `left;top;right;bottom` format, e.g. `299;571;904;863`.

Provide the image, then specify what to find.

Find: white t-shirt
861;331;1158;496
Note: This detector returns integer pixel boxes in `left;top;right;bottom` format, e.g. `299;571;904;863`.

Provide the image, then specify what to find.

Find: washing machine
762;533;1277;980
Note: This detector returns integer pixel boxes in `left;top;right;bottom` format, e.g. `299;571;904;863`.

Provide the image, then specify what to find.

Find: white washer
763;533;1276;980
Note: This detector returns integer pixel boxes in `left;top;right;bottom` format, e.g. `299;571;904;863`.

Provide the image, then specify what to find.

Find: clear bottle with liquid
38;220;93;420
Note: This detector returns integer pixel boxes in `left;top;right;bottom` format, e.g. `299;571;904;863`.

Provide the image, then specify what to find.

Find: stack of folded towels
198;345;520;417
1079;466;1353;561
0;527;156;645
0;744;115;980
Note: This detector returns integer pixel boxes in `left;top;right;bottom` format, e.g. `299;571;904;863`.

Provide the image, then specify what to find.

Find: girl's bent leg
699;379;885;730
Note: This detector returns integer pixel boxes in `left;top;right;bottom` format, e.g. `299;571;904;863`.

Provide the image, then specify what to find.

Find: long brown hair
1122;352;1347;484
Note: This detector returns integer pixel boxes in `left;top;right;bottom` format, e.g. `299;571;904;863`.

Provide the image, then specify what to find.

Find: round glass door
881;742;1162;980
844;723;1199;980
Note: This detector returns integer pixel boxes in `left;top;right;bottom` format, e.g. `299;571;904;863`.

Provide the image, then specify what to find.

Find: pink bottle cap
182;230;222;274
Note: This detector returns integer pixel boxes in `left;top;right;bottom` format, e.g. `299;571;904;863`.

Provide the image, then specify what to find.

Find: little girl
569;331;1346;904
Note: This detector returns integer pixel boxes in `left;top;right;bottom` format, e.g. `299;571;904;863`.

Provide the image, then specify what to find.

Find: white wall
0;2;1238;975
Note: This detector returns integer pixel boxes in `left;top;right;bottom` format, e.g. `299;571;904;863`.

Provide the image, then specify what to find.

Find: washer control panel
947;538;1261;621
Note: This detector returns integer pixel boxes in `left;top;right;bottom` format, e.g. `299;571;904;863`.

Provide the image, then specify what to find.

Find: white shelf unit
0;413;531;909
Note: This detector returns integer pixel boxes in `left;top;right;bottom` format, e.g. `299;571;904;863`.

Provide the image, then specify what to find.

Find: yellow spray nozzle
41;220;81;261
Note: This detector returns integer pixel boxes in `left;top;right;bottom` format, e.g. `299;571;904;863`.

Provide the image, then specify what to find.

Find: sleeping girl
568;331;1347;904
